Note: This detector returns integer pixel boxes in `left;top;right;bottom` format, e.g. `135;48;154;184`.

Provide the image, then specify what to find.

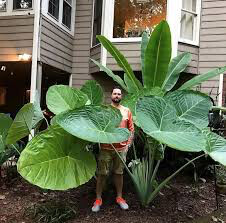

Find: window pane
0;0;6;11
113;0;167;38
92;0;103;46
62;0;72;29
182;0;196;12
180;11;194;41
48;0;59;19
13;0;32;10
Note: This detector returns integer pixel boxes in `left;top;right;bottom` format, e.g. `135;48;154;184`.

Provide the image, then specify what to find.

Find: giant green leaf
6;103;34;145
179;66;226;90
0;113;13;140
136;96;206;152
141;32;149;80
90;59;128;91
97;35;142;92
203;130;226;166
17;125;96;190
81;80;104;105
32;91;44;129
46;85;88;115
56;105;130;143
162;52;192;91
165;90;212;129
144;20;171;89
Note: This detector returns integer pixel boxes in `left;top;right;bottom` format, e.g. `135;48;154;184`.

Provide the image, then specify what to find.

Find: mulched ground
0;171;226;223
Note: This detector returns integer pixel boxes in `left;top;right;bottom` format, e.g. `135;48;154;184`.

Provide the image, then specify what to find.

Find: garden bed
0;172;226;223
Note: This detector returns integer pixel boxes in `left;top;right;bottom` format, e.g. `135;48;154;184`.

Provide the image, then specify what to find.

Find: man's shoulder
119;105;130;112
119;105;132;117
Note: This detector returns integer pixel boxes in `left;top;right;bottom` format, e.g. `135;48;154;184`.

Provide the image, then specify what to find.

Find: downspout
30;0;42;103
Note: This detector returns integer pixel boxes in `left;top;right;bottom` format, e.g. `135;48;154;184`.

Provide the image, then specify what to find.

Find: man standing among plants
92;86;134;212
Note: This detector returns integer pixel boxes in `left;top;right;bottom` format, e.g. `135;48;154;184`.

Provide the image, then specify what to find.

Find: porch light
18;53;31;61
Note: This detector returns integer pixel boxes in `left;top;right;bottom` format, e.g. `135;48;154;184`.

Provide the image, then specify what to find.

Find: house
0;0;225;116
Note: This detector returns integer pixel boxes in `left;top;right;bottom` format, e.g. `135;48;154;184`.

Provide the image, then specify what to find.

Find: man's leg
96;174;106;199
92;150;111;212
113;173;123;198
113;151;129;210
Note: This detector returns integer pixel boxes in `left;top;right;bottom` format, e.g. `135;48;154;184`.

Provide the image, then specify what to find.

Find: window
43;0;75;34
0;0;6;11
0;0;33;15
13;0;32;10
92;0;103;46
48;0;59;19
180;0;200;44
62;0;72;29
113;0;167;38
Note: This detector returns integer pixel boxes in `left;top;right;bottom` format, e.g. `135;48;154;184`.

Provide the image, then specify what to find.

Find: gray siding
90;44;101;73
106;42;141;71
40;16;73;73
0;15;34;61
71;0;94;88
106;42;199;74
178;43;199;74
198;0;226;102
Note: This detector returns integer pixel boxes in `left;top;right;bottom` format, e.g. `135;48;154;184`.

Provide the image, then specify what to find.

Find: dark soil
0;172;226;223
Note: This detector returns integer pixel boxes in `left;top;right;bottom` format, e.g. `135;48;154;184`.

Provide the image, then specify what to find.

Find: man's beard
112;98;121;103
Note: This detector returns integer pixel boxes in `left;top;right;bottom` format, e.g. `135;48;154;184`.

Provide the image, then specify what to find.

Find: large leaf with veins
46;85;88;115
203;130;226;166
165;90;212;129
80;80;104;105
56;105;130;143
18;125;96;190
136;96;206;152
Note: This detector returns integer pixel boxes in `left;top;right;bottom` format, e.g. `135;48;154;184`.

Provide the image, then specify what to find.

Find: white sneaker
116;197;129;210
92;199;102;212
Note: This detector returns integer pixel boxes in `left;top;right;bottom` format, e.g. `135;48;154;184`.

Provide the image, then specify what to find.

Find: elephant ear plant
92;20;226;206
15;80;130;190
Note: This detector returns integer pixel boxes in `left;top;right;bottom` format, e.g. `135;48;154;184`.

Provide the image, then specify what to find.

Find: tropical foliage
0;80;130;190
92;20;226;206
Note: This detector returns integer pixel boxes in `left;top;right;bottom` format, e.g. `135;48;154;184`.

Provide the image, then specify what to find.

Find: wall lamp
18;53;32;61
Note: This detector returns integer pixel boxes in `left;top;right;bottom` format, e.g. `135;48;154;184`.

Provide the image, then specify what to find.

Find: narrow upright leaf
124;73;139;94
46;85;88;115
97;35;142;92
144;20;172;89
81;80;104;105
6;103;34;145
162;52;192;91
141;32;149;80
91;59;128;91
179;66;226;90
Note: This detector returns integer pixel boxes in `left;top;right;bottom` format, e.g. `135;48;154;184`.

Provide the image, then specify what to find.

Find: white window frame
42;0;76;36
0;0;34;16
101;0;183;60
179;0;201;46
